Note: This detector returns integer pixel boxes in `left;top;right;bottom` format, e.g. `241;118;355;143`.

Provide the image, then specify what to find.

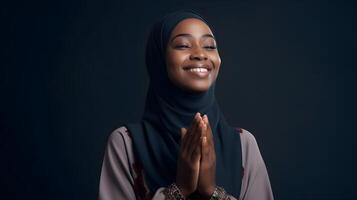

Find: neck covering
125;10;242;198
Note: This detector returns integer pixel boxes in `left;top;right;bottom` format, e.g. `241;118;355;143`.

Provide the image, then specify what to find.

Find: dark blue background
1;0;356;199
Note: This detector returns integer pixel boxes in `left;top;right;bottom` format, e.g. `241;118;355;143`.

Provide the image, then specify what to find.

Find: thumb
180;127;187;140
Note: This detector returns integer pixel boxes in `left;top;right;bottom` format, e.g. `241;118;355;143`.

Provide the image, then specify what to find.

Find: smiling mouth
183;64;213;71
186;67;209;72
183;65;212;78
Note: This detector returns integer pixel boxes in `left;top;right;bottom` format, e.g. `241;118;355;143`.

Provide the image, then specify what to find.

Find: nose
189;47;208;61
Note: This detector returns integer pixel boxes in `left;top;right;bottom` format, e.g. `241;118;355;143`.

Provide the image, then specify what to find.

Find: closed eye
205;46;217;50
175;45;190;49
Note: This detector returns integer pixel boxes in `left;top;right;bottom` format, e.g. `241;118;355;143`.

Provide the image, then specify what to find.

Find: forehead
169;18;213;38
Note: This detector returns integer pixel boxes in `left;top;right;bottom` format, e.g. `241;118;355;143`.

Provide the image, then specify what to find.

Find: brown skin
198;115;216;199
176;113;216;199
166;18;221;93
176;113;204;197
167;18;219;199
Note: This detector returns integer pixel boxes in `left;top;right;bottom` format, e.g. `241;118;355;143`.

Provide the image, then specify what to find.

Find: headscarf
124;9;242;198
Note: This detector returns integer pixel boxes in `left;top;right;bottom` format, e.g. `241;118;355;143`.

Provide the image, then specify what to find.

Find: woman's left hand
197;115;216;199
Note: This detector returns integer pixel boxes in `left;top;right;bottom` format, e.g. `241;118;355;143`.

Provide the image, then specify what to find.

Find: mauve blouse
98;126;274;200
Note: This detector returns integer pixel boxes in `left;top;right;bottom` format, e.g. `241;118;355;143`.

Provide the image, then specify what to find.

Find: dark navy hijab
125;10;242;198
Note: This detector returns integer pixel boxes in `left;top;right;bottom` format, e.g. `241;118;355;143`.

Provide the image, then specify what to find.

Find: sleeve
238;130;274;200
151;188;167;199
152;187;238;200
98;128;169;200
98;130;137;200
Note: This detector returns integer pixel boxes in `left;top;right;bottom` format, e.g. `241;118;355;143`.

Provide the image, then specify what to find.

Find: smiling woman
166;18;220;93
98;10;274;200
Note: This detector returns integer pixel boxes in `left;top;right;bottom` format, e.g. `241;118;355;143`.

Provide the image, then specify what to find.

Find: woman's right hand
176;112;204;197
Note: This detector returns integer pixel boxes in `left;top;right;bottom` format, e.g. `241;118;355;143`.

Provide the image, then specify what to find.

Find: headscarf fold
124;9;242;198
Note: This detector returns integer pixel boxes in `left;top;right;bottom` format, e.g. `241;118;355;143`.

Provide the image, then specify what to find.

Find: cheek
210;54;221;70
166;52;185;84
210;54;221;82
166;51;187;72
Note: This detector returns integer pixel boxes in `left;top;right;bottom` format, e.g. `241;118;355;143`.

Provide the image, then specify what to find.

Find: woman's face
166;18;221;93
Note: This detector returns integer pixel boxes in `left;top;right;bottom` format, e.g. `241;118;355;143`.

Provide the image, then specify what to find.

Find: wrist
163;183;186;200
208;186;230;200
200;186;216;200
175;183;191;198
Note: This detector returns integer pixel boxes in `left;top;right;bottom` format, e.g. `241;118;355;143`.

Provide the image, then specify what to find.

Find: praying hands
176;112;216;199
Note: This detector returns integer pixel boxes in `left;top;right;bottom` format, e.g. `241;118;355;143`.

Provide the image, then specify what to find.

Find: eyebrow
170;33;215;43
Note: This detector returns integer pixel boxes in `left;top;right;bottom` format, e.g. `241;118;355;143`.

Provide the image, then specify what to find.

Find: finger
187;115;203;158
180;127;187;141
197;122;207;159
202;114;208;128
179;127;188;151
189;112;200;130
201;134;208;162
183;113;200;153
191;123;202;162
201;115;208;138
192;146;201;162
202;115;210;140
203;115;214;147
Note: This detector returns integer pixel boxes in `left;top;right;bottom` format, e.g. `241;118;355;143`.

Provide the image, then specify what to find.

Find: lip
182;64;213;71
183;64;212;78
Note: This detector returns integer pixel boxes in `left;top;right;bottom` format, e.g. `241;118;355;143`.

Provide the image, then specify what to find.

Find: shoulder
107;126;130;142
106;126;154;198
103;126;137;173
236;128;274;199
238;128;259;150
237;128;265;167
111;126;129;138
105;126;132;154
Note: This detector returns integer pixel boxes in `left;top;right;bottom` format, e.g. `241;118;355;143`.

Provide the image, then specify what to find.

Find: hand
176;112;205;197
197;115;216;199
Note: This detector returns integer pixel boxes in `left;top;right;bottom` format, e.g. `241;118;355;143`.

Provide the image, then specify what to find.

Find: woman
98;10;274;200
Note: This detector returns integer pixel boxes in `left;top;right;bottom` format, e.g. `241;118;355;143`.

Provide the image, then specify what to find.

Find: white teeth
189;68;208;72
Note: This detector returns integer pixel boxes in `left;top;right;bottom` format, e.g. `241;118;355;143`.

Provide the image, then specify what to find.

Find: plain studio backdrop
1;0;356;199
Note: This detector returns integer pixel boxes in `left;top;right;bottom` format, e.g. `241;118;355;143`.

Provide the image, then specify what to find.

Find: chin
184;83;211;93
